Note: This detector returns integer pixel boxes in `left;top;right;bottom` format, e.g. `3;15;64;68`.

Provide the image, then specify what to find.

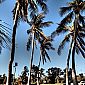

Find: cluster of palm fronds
0;20;11;53
12;0;48;23
51;0;85;59
27;13;54;64
39;38;55;64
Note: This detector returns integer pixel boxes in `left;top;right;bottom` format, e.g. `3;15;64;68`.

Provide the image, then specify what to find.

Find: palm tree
27;13;53;84
21;66;29;85
8;0;28;85
51;0;85;85
46;67;62;84
8;0;48;85
52;25;85;85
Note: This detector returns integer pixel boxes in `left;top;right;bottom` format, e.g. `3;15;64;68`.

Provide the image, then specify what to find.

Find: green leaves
36;0;48;13
13;0;28;22
60;6;72;16
57;34;70;55
40;39;55;64
0;20;11;53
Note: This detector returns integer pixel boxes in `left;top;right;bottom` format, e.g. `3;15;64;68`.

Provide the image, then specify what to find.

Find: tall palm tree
8;0;28;85
52;25;85;85
27;13;53;84
51;0;85;85
8;0;48;85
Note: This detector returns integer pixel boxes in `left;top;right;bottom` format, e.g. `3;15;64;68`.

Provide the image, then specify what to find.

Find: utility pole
13;62;18;85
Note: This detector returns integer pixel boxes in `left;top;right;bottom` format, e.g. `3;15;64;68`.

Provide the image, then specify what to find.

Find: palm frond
75;45;80;55
27;29;32;35
51;25;68;38
67;39;73;67
79;32;85;37
38;54;41;67
78;35;85;46
45;50;51;62
51;11;74;38
57;34;70;55
0;34;11;49
81;1;85;12
79;14;84;24
0;24;11;36
60;6;72;16
40;38;54;64
36;13;45;21
76;43;85;58
77;37;85;51
40;2;48;13
68;1;76;6
60;11;74;25
28;0;38;15
41;50;46;64
13;0;28;22
0;0;5;3
0;30;11;43
36;0;48;13
39;21;53;28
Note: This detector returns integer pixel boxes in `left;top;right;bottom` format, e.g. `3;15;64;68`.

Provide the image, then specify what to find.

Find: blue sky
0;0;85;77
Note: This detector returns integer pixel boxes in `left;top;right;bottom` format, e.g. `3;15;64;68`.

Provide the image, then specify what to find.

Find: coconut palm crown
27;12;53;84
27;13;53;51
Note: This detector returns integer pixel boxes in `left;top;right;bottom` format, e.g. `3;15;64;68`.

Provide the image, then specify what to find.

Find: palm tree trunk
66;66;68;85
8;20;17;85
72;43;78;85
29;30;35;85
38;55;41;68
8;5;19;85
71;16;78;85
66;40;73;85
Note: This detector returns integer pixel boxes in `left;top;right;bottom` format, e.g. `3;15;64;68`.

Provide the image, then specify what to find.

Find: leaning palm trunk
8;4;19;85
29;29;35;85
72;43;78;85
66;66;68;85
72;17;78;85
66;40;73;85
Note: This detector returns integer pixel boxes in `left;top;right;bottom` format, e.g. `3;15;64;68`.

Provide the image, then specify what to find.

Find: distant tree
21;66;29;85
0;74;7;84
31;64;45;84
63;68;72;83
46;67;62;84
